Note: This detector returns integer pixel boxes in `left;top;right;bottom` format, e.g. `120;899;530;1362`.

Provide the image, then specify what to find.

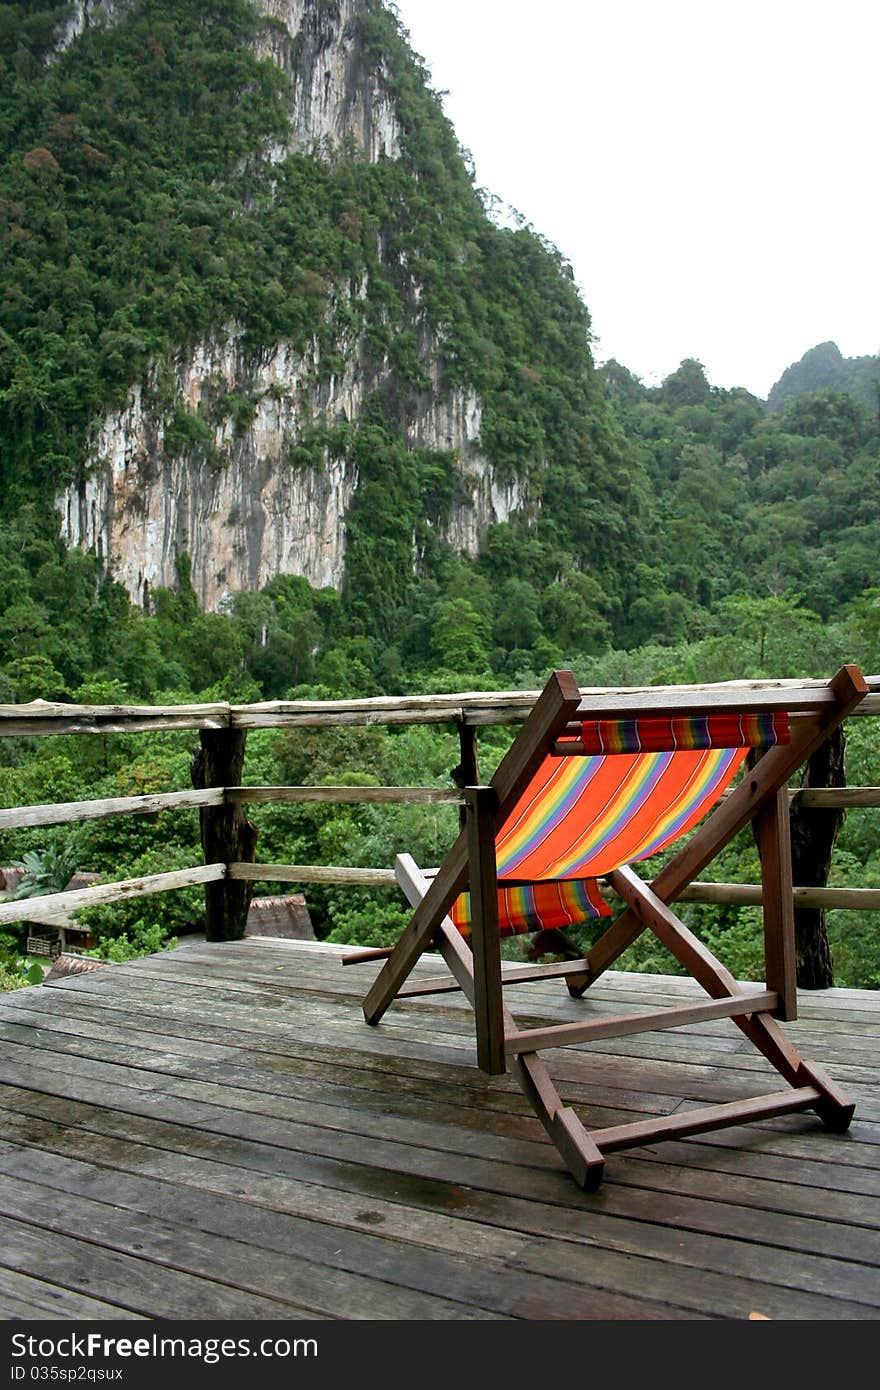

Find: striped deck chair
347;666;868;1189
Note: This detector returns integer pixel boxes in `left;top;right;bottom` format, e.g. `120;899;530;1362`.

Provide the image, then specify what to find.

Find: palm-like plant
8;842;79;900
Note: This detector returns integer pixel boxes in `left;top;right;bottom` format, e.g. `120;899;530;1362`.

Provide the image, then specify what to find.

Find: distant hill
0;1;878;710
768;341;879;414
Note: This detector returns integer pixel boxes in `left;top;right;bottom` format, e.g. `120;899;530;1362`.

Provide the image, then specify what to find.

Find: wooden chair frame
355;665;868;1190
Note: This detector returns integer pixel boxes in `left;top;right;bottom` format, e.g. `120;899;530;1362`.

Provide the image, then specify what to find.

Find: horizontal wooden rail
0;701;229;737
0;785;874;834
0;863;225;927
220;862;880;909
225;785;462;805
677;882;880;910
227;862;398;886
230;704;532;730
793;787;880;808
0;859;874;937
0;788;224;832
1;676;876;737
6;865;868;914
571;689;852;723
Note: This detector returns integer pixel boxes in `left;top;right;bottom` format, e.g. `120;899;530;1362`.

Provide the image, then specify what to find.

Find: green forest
0;0;877;991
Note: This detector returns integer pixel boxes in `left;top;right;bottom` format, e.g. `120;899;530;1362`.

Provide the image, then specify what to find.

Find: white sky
391;0;879;398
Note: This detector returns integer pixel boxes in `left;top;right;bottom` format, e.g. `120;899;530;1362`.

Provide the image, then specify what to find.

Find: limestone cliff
56;0;523;610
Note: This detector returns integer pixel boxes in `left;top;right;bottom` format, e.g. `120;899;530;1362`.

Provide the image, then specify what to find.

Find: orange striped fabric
450;877;611;937
449;711;789;938
496;745;744;882
578;711;788;754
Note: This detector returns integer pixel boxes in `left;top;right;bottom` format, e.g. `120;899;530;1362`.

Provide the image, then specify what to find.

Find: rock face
60;339;361;610
56;0;525;610
256;0;401;162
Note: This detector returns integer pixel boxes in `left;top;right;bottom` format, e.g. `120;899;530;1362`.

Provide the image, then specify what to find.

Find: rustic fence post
452;715;480;830
789;725;847;988
191;728;259;941
750;724;847;989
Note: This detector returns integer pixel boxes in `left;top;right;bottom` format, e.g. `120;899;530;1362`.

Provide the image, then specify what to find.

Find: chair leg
363;836;469;1024
377;858;854;1189
796;1059;855;1132
465;786;505;1075
755;785;798;1020
391;854;607;1187
515;1051;605;1191
607;863;856;1132
736;1014;855;1131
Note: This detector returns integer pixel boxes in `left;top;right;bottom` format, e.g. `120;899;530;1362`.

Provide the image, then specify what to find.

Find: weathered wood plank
2;1026;876;1214
31;962;880;1101
795;787;880;808
29;970;880;1119
0;1031;553;1168
0;788;223;832
677;883;880;910
0;1147;848;1322
227;862;398;886
0;1174;512;1322
229;676;880;731
4;1077;876;1267
1;1096;876;1320
0;1021;816;1168
0;995;731;1134
3;1050;873;1239
23;942;880;1043
0;1109;872;1323
213;938;880;1024
0;1168;684;1322
0;1213;321;1320
0;1263;146;1320
0;790;869;842
0;700;229;737
8;980;879;1138
0;677;875;740
227;785;462;804
46;962;746;1064
203;868;880;908
0;863;224;927
247;937;880;1010
1;937;877;1322
6;1002;877;1181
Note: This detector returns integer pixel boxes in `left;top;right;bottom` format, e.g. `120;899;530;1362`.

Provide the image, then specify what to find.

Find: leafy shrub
0;959;39;990
91;922;174;963
0;931;43;990
7;839;80;899
324;903;410;950
74;847;202;958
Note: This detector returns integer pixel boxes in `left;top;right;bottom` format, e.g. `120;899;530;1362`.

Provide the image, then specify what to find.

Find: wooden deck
0;937;878;1321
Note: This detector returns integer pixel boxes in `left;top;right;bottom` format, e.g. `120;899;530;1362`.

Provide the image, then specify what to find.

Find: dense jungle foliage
0;1;877;988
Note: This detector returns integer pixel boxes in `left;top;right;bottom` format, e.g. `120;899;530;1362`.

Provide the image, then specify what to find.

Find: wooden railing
0;674;878;941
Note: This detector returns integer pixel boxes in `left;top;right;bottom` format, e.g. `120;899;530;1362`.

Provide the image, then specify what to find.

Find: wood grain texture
0;863;225;927
756;787;798;1019
2;674;874;737
0;937;876;1321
